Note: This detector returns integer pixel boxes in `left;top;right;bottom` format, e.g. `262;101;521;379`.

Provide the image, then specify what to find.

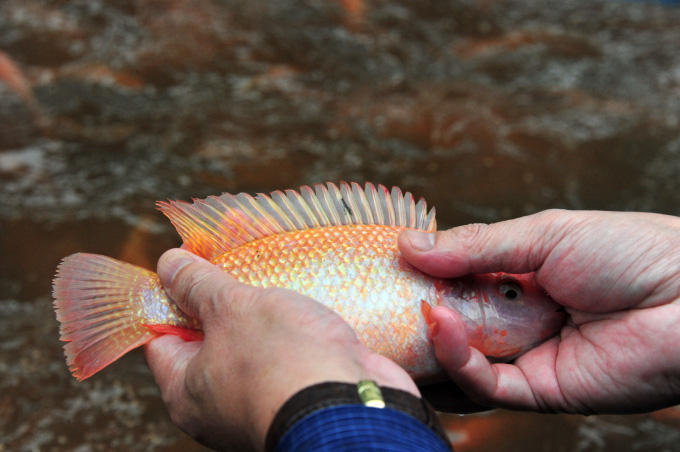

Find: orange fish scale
53;183;565;382
212;224;439;376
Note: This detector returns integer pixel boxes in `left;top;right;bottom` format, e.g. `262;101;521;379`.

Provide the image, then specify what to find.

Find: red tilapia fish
53;182;566;382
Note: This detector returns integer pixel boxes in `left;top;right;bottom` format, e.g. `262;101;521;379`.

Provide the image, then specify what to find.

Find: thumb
398;209;569;278
157;248;240;322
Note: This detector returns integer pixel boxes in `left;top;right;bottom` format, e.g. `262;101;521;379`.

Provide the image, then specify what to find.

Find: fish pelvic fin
53;253;160;381
157;182;437;261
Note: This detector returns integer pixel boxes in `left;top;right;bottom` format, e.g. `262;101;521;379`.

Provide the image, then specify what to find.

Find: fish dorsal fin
157;182;437;261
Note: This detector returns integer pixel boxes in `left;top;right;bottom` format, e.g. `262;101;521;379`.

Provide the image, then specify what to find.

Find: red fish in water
53;182;566;381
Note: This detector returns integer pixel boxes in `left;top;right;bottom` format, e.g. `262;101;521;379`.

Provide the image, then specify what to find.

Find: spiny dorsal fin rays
352;181;374;224
299;185;330;227
284;189;321;228
414;198;427;230
403;192;416;229
314;183;341;226
234;193;284;235
271;190;308;230
327;182;351;225
256;193;298;231
158;182;437;261
392;186;406;227
365;183;384;225
340;181;361;224
425;206;436;231
380;185;396;226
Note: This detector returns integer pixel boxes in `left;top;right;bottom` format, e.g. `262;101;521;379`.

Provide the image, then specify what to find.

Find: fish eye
499;280;522;300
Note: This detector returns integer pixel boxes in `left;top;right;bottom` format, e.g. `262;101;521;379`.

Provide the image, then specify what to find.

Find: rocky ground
1;1;680;450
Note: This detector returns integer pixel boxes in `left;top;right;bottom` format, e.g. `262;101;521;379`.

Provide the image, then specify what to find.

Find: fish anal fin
144;324;204;341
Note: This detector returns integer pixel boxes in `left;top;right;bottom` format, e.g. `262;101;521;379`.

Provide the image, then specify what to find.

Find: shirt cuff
266;381;452;452
272;404;453;451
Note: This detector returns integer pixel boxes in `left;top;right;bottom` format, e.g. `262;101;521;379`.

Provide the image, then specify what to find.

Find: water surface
1;1;680;450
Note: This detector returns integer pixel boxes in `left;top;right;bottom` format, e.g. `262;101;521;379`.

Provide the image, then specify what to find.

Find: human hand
144;249;418;451
399;209;680;415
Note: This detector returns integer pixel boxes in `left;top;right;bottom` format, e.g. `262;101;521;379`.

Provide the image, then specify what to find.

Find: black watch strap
265;381;452;451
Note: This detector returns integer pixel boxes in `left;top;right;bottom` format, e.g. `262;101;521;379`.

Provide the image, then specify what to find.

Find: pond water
1;1;680;450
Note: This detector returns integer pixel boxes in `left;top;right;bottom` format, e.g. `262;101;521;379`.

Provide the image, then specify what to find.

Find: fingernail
406;230;435;251
158;250;200;286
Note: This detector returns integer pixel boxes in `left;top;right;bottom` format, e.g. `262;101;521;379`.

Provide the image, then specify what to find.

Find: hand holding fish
144;248;419;452
54;183;563;382
400;209;680;414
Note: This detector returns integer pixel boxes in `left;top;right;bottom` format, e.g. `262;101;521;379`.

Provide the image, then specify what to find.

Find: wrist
250;350;419;449
265;381;451;451
355;349;422;396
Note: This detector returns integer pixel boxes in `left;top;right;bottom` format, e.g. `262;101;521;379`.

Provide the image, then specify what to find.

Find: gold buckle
357;380;386;409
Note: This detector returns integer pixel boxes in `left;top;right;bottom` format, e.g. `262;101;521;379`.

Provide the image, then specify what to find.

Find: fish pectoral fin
419;300;438;340
420;299;433;323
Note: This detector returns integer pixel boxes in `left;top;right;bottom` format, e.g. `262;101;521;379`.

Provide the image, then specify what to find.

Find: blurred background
1;0;680;450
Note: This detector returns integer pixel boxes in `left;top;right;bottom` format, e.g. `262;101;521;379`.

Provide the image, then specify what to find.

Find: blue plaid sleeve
273;404;453;452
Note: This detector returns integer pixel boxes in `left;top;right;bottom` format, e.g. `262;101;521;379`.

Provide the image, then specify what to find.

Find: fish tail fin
53;253;159;381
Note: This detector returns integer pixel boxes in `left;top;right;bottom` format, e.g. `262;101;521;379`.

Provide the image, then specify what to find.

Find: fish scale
53;182;566;381
212;224;440;376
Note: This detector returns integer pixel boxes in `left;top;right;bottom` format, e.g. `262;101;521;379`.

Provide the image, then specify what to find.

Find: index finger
144;334;201;401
